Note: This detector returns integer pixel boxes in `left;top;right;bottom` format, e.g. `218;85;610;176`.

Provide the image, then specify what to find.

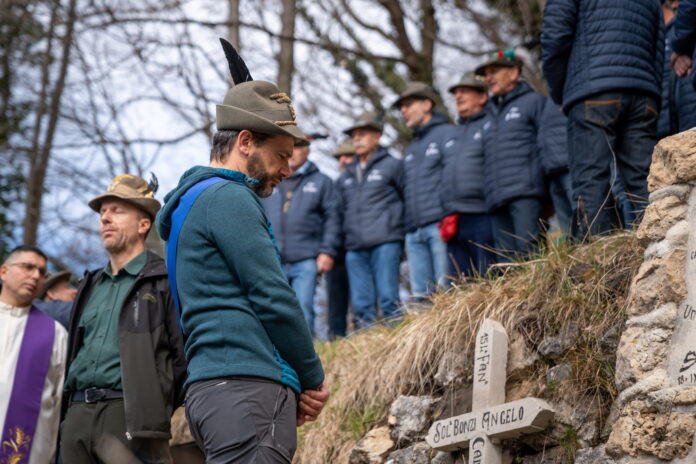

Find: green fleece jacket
156;166;324;392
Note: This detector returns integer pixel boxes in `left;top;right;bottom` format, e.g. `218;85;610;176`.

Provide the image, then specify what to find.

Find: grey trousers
185;376;297;464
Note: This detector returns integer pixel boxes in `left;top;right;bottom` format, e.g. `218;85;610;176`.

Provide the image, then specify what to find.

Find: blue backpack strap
166;176;225;335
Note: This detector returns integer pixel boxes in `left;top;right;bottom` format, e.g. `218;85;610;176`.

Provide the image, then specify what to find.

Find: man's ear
139;217;152;237
237;130;254;157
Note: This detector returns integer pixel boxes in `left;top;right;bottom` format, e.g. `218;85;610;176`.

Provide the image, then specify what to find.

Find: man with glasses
0;245;67;464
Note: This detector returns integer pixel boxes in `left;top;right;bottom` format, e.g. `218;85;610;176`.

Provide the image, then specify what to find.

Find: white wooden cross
426;319;554;463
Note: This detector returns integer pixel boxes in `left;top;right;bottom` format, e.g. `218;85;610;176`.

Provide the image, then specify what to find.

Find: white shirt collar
0;300;31;317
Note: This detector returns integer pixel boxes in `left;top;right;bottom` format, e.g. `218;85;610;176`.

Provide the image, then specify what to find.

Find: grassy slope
295;233;643;464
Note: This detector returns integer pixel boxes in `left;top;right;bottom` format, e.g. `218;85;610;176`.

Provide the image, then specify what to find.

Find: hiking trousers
185;376;297;464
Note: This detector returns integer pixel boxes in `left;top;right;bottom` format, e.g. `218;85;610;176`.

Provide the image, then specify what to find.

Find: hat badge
269;92;297;126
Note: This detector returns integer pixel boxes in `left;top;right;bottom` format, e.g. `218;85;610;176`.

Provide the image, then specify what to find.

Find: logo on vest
302;182;319;193
445;139;455;149
405;153;414;162
344;178;354;186
504;107;521;121
474;130;482;140
367;170;383;182
425;142;440;157
483;121;492;131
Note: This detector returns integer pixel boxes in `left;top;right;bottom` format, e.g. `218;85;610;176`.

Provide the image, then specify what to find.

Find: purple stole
1;306;55;464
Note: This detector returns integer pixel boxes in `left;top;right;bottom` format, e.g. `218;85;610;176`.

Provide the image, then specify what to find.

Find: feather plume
148;172;159;194
219;38;253;85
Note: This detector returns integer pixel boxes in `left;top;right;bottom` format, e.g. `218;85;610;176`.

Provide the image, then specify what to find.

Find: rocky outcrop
609;130;696;463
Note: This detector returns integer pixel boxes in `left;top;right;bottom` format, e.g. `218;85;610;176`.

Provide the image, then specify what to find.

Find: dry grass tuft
295;233;643;464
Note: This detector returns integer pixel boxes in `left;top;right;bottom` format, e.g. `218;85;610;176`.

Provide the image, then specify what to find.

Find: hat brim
474;59;521;76
342;123;384;136
216;104;309;146
391;93;437;109
88;194;161;219
39;270;73;299
448;83;488;94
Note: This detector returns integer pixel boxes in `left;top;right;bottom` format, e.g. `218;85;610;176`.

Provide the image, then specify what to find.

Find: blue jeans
446;213;497;278
283;258;327;340
405;222;448;297
567;91;657;239
490;196;545;258
548;171;573;234
345;242;402;329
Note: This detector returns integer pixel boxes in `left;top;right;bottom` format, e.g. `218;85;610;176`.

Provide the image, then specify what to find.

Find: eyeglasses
7;262;48;278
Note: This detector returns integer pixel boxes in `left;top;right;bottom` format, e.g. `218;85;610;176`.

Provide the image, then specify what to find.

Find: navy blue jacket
337;148;405;251
262;162;341;263
482;81;546;211
440;109;489;215
672;0;696;94
676;48;696;131
659;19;679;138
672;0;696;57
541;0;664;110
538;97;569;176
403;112;450;231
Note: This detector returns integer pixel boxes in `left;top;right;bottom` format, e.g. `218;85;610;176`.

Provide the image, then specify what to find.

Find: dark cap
39;270;73;300
474;49;523;76
343;111;384;136
448;71;488;94
392;82;440;108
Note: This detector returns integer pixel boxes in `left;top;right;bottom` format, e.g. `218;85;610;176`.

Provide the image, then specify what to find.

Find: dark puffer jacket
262;161;340;263
337;148;405;250
440;109;488;215
672;0;696;58
676;48;696;131
482;81;546;211
537;97;569;176
659;19;679;139
541;0;664;110
64;252;187;439
402;112;450;231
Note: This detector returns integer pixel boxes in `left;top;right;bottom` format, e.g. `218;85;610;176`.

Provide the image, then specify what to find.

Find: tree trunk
23;0;77;245
277;0;296;94
228;0;240;50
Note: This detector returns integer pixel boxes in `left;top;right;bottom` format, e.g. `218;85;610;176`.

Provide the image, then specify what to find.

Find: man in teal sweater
156;80;329;463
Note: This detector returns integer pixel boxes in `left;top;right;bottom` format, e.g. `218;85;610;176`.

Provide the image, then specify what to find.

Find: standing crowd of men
1;1;696;463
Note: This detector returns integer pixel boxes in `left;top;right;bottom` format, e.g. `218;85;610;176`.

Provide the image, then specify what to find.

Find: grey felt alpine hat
88;174;161;219
216;81;310;147
448;71;489;94
474;49;523;76
343;111;384;136
392;82;439;108
332;138;356;158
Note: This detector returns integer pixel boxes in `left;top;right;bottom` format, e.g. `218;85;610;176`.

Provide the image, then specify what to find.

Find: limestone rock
546;363;572;384
508;331;539;379
673;387;696;405
616;370;671;407
350;426;395;464
518;446;568;463
636;194;688;245
434;351;467;388
606;399;696;460
647;130;696;191
537;322;579;360
169;407;195;446
388;396;438;445
615;327;671;391
430;451;460;464
385;442;431;464
625;303;677;331
575;446;615;464
600;322;623;354
627;248;686;317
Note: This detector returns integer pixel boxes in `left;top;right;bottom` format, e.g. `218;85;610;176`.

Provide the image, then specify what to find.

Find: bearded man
156;80;329;464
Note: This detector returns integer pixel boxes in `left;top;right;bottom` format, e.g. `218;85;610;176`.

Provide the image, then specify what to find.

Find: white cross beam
426;319;554;462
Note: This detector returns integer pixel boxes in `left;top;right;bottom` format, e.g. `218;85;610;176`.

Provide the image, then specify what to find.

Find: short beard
247;151;276;198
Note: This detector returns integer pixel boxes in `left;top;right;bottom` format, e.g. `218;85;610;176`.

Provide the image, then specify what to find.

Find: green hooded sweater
156;166;324;392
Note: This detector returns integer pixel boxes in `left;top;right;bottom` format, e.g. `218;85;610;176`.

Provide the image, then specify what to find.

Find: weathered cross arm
425;398;554;452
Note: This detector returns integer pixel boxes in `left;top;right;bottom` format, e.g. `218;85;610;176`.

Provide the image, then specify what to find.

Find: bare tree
277;0;296;94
